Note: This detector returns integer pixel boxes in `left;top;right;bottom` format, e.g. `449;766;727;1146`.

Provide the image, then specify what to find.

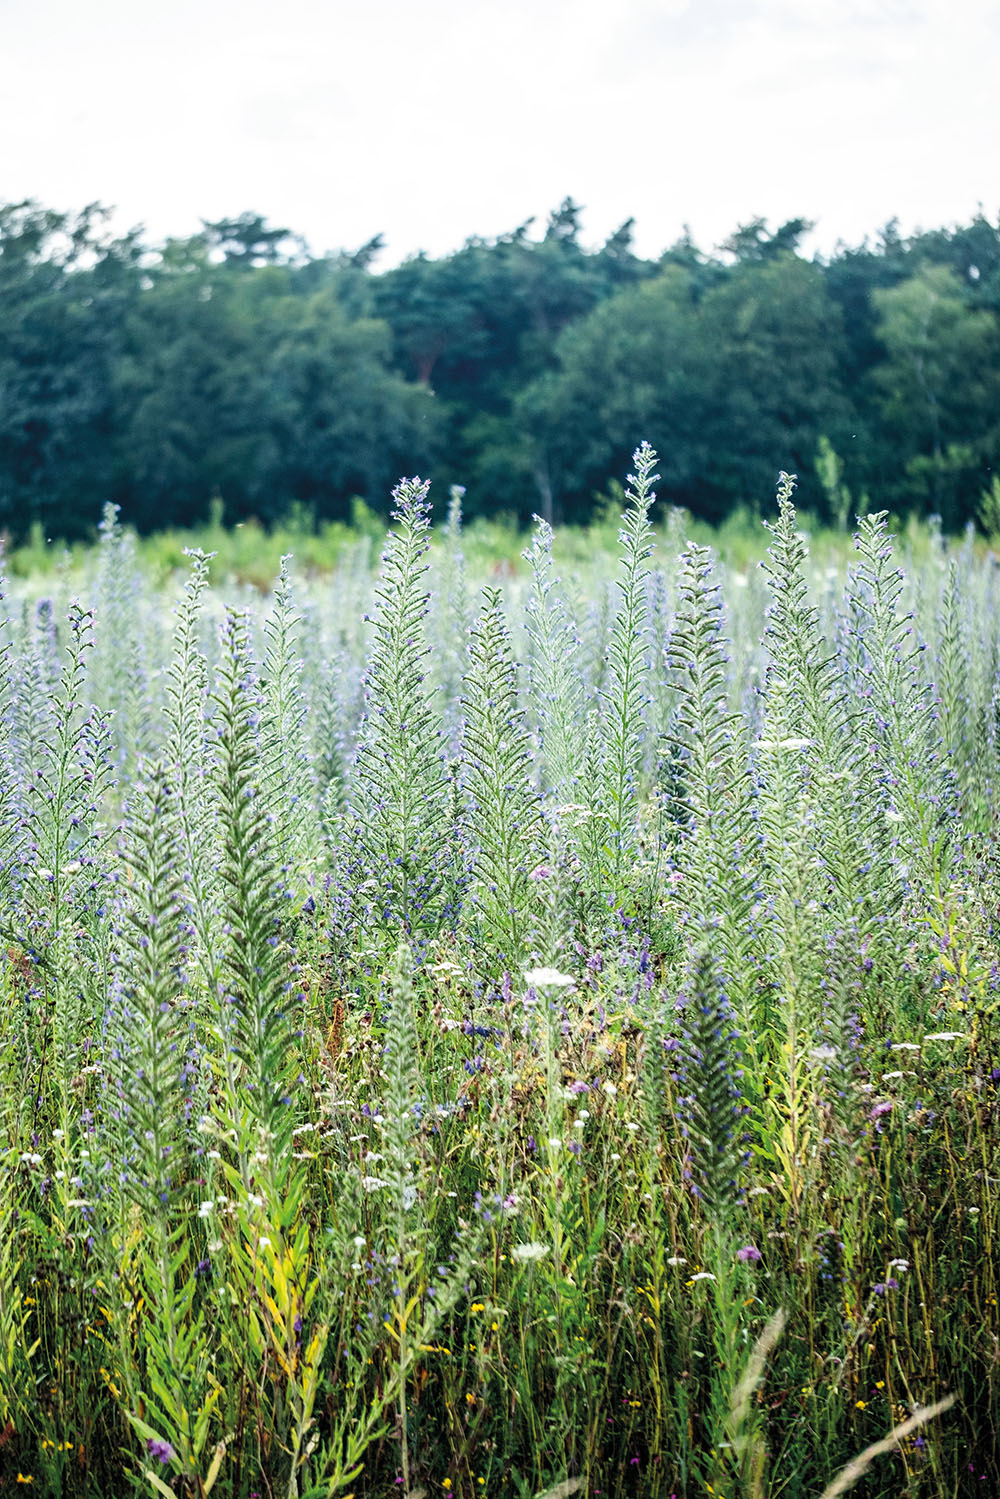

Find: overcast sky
4;0;998;265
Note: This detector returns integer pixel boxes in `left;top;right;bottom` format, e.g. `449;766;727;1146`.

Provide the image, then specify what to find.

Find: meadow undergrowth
0;452;998;1499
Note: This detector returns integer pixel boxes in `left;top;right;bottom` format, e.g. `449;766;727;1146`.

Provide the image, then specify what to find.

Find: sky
3;0;998;266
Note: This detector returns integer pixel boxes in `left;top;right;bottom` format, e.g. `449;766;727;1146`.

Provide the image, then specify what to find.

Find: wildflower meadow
0;447;997;1498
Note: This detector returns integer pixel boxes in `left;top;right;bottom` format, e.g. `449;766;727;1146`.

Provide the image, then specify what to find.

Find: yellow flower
856;1400;867;1410
443;1482;452;1491
470;1303;485;1313
17;1476;34;1485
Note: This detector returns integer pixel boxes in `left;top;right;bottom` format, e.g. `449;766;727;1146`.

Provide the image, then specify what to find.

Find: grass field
0;449;997;1498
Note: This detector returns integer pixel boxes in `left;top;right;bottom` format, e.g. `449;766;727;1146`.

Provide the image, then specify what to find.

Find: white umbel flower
525;966;575;988
512;1241;550;1263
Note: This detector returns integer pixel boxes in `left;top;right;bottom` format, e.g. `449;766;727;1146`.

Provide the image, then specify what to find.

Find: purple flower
737;1244;762;1263
146;1438;175;1463
869;1100;893;1121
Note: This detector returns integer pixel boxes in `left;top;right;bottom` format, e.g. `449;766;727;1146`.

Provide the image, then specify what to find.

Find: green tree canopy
0;201;142;537
2;199;1000;541
870;263;1000;525
516;253;851;523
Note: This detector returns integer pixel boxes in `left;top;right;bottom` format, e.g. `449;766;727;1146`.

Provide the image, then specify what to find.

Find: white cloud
2;0;996;262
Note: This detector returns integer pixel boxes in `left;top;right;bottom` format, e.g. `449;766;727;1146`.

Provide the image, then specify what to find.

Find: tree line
2;196;999;540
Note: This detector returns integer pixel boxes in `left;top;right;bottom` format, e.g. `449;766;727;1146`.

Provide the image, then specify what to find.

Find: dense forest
2;197;999;539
